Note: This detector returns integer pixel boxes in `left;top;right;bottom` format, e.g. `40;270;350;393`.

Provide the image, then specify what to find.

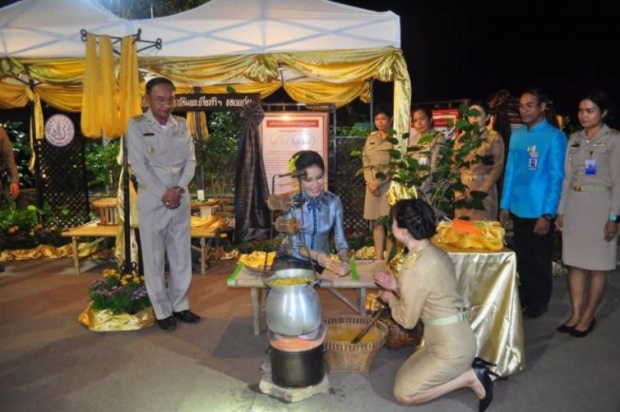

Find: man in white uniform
126;77;199;331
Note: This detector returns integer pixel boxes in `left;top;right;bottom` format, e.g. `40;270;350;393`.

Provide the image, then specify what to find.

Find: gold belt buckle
573;185;581;191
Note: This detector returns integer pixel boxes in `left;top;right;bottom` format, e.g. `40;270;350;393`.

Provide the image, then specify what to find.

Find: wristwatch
541;214;553;221
609;214;618;222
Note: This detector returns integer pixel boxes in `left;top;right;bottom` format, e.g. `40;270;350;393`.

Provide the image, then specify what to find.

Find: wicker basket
378;310;424;350
91;197;119;226
323;315;388;375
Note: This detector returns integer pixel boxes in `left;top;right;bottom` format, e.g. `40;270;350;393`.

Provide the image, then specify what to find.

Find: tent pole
369;79;375;130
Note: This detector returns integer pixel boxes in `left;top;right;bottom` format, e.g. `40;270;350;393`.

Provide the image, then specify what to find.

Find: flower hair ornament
287;155;299;173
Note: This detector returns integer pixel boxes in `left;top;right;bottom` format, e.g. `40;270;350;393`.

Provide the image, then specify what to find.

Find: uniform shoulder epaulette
133;114;145;122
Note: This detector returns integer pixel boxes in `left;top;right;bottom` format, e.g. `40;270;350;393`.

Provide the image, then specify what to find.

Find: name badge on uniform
527;145;538;171
585;159;597;174
143;132;154;136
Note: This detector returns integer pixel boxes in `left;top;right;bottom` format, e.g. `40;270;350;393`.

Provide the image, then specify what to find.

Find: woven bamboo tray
323;315;388;375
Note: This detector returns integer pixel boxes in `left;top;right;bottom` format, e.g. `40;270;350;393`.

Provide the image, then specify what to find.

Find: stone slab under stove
258;360;330;403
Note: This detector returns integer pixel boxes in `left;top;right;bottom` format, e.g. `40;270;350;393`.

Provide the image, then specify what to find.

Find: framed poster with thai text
259;112;329;195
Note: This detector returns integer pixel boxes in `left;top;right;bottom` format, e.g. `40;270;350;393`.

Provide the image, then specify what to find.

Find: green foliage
236;236;284;254
2;121;35;189
194;111;243;198
0;196;70;250
84;138;121;193
336;125;371;137
351;104;488;218
89;269;151;315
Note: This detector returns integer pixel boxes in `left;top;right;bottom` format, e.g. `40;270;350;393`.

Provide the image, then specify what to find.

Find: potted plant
78;268;155;332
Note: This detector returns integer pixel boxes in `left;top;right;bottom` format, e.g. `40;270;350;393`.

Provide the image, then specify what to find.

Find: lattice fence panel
35;137;90;228
328;136;368;238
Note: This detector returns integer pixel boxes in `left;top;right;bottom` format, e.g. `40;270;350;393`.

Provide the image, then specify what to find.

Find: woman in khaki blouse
362;104;394;260
454;101;505;221
373;199;497;411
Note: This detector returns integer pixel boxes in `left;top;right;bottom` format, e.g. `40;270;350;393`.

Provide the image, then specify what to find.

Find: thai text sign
141;94;260;111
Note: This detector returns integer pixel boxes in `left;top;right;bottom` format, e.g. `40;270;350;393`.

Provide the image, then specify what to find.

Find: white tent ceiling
135;0;401;56
0;0;128;57
0;0;400;58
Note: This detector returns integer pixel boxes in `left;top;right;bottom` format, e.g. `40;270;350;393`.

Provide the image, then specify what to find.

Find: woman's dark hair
146;77;175;95
469;99;491;117
391;199;437;240
580;90;613;118
374;103;393;119
521;87;559;127
411;105;433;120
293;150;324;173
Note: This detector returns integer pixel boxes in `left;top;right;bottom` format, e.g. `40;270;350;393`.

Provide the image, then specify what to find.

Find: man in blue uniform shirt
499;88;567;318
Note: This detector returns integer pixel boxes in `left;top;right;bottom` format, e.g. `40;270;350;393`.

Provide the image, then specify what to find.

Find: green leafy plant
353;104;488;219
194;111;243;198
88;268;151;315
236;235;284;254
2;120;34;189
0;195;70;250
84;138;121;193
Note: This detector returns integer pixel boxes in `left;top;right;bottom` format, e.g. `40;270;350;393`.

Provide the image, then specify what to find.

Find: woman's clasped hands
373;270;398;301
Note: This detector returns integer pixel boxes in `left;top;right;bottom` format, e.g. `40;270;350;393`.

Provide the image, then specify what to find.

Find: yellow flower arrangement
88;269;151;315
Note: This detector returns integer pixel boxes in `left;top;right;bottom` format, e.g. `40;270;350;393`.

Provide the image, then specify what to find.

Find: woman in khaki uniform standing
363;104;394;260
555;90;620;337
373;199;498;411
454;101;505;221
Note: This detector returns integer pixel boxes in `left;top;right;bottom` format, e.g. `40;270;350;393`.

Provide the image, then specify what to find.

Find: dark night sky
337;0;620;121
2;0;620;123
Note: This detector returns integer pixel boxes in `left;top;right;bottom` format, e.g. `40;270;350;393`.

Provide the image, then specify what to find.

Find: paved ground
1;256;619;412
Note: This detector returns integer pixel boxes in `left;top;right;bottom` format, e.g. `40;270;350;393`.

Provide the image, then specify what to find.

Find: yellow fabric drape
283;80;369;108
34;84;83;111
78;302;155;332
0;81;30;108
100;36;122;137
0;243;101;261
1;47;411;148
175;82;282;99
118;36;141;135
140;54;280;85
81;33;101;138
187;111;209;140
1;57;85;83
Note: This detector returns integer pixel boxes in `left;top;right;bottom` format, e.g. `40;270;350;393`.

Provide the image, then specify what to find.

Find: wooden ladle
351;307;385;344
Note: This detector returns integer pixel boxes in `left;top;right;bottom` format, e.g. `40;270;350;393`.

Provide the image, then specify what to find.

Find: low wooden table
227;259;382;336
62;220;230;276
61;220;117;276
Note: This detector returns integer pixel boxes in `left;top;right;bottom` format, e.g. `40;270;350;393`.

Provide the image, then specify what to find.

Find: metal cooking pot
264;268;321;336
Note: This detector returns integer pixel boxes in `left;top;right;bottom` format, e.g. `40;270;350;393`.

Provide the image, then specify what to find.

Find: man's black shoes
173;310;201;324
157;316;177;331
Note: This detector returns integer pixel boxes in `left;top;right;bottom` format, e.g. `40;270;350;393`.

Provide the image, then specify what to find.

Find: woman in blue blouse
276;150;349;273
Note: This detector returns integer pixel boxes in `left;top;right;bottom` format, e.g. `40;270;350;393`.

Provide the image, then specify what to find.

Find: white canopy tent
0;0;411;139
0;0;128;58
134;0;400;56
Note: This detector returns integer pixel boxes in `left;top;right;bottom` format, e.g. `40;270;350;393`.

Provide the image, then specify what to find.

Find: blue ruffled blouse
278;189;349;261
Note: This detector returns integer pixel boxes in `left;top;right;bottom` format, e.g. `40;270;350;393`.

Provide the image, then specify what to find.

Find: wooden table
61;220;229;276
227;246;525;377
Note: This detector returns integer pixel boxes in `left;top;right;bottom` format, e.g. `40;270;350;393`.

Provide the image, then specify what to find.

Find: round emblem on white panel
45;114;75;147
